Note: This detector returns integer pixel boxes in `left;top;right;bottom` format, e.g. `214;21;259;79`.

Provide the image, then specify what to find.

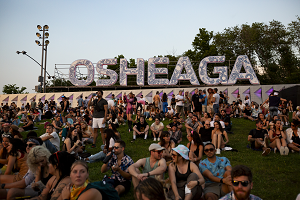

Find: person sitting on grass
128;143;167;189
199;143;233;200
132;116;149;142
269;119;289;155
39;124;60;153
212;121;229;155
248;120;271;156
210;114;225;129
220;165;262;200
18;115;34;132
165;106;174;120
134;177;167;200
158;131;175;163
185;115;203;135
101;139;134;196
286;120;300;153
258;113;269;130
166;116;183;131
62;127;83;155
150;117;164;141
243;104;253;121
168;124;182;144
186;130;204;166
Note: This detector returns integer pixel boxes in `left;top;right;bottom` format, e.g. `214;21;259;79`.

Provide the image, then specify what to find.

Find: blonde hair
71;160;89;172
27;146;51;174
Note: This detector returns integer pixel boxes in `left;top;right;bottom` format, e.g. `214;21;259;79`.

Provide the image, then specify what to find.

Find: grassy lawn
30;116;299;200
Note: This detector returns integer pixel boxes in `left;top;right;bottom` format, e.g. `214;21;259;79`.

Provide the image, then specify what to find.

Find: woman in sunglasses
211;121;229;155
2;144;51;200
158;131;175;163
0;138;28;183
168;145;204;200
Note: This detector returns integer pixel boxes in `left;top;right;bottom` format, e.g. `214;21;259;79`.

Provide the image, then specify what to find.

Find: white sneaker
285;122;288;126
158;138;160;141
62;137;65;142
274;147;277;153
280;146;285;155
216;149;221;154
153;138;157;141
163;118;165;121
284;147;289;155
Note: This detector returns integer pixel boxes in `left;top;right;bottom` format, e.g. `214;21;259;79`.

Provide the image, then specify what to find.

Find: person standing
77;95;83;108
212;88;220;115
262;91;287;119
184;91;192;119
192;89;201;120
88;90;108;147
60;96;69;125
153;91;160;109
176;90;184;120
31;99;36;109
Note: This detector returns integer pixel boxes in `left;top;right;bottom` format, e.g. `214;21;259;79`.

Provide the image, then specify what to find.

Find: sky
0;0;299;94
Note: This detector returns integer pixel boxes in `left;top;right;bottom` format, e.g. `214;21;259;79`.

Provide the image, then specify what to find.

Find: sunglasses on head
204;148;215;152
232;180;250;187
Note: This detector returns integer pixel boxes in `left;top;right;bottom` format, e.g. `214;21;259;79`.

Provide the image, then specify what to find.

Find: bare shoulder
78;188;102;200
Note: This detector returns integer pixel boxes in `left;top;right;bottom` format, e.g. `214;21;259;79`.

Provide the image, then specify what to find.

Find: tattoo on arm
50;183;67;200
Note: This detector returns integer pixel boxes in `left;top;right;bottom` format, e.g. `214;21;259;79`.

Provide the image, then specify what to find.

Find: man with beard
101;139;134;196
128;143;167;189
88;90;108;147
199;143;232;200
220;165;262;200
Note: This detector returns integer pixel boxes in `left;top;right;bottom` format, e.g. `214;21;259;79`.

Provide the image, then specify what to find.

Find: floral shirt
199;156;231;184
107;154;134;182
220;191;262;200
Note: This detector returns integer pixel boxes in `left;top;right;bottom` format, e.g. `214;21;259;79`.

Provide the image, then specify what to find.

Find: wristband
197;180;200;185
1;183;5;189
220;178;223;184
147;172;150;177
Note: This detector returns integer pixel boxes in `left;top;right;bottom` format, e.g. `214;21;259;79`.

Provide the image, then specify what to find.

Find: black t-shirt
93;98;108;118
221;115;230;126
136;121;148;132
199;127;213;142
244;108;252;116
192;94;201;107
169;121;181;128
269;96;281;107
171;98;176;105
249;128;268;149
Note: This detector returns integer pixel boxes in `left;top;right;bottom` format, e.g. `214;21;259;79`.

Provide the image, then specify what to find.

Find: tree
2;84;27;94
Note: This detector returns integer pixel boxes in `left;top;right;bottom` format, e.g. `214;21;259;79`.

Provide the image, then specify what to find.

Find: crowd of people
0;88;298;200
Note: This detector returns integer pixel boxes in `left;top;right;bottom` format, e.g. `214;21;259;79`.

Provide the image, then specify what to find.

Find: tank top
188;142;199;157
175;161;192;182
142;157;159;178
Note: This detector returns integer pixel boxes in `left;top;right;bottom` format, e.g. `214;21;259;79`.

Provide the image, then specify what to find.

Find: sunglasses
204;148;215;152
232;180;250;187
153;150;163;154
27;143;36;148
113;146;120;149
171;154;177;157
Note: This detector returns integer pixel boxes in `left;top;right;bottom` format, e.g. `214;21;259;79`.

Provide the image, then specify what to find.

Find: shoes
274;147;277;153
128;128;131;132
78;156;86;161
158;138;160;141
216;149;221;154
262;148;271;156
122;123;126;125
62;137;65;142
285;122;288;126
91;144;96;148
163;118;165;121
153;138;157;141
284;147;289;155
131;139;135;143
280;146;285;155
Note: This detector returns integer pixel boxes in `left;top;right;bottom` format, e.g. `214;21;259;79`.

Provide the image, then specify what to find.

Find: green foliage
2;84;27;94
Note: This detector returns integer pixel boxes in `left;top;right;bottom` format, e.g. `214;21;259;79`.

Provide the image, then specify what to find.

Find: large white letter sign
227;55;260;85
199;56;227;85
119;58;145;86
148;57;169;85
69;59;94;86
96;59;118;86
169;57;200;85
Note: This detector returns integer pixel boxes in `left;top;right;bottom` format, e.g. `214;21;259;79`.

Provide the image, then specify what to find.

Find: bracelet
220;178;223;184
197;180;200;185
147;172;150;177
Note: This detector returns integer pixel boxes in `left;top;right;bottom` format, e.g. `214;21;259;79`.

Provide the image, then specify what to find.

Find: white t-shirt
238;104;245;111
213;93;220;105
151;122;164;131
176;95;184;106
108;137;115;148
107;100;115;109
210;120;225;129
167;108;174;115
40;132;60;151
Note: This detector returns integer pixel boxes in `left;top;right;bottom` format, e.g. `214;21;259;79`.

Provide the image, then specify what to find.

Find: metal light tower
35;25;49;93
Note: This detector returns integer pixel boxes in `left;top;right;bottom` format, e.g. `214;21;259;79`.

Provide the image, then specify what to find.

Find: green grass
29;116;299;200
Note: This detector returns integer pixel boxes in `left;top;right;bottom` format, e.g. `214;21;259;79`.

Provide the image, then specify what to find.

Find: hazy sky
0;0;299;94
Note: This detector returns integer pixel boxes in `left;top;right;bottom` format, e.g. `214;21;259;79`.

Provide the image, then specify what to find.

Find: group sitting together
0;88;298;200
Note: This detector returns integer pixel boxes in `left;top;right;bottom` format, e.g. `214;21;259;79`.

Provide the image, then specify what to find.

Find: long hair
48;151;76;178
67;127;82;141
214;121;224;133
191;131;203;146
160;131;170;147
8;138;26;157
104;129;119;150
162;93;167;102
27;146;51;174
135;177;166;200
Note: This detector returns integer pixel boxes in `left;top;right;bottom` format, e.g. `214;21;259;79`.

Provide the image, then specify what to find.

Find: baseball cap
149;143;165;151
